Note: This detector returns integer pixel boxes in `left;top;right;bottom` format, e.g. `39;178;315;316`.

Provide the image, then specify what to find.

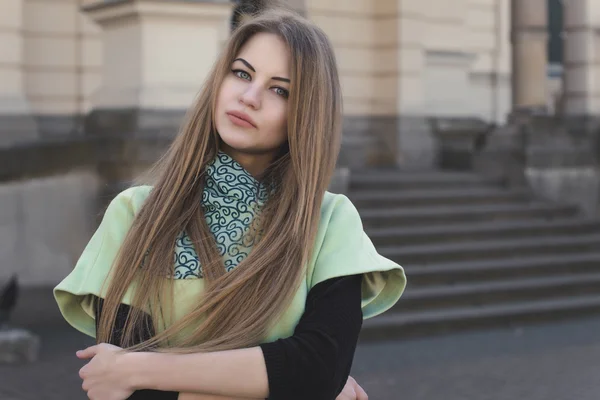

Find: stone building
1;0;600;328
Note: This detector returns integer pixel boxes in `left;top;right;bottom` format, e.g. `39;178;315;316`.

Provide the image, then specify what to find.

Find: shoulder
308;192;365;273
320;191;358;219
318;191;362;233
105;185;153;218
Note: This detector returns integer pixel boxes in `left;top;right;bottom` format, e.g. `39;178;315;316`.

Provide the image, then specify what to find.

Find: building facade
1;0;600;287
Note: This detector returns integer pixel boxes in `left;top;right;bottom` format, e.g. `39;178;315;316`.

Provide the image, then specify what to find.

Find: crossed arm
93;274;364;400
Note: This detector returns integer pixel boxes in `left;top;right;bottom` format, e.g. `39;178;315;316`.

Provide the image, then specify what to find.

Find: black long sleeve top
93;274;363;400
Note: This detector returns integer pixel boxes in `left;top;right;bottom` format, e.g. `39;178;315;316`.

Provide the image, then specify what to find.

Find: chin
219;130;258;152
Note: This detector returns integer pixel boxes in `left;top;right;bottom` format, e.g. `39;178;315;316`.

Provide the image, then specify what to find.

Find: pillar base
475;116;600;216
396;115;437;170
339;115;398;169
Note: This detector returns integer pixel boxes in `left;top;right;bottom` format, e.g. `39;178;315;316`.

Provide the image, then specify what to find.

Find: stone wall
0;171;101;287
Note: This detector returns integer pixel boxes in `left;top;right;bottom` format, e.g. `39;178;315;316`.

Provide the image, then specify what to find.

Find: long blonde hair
97;7;342;353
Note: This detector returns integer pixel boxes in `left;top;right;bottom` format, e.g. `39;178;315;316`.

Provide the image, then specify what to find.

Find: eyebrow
233;58;291;83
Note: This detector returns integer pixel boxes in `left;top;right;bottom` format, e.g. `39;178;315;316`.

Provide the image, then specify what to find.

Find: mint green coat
53;152;406;343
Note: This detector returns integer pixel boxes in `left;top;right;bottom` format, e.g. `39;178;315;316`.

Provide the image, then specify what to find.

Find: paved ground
3;289;600;399
352;317;600;400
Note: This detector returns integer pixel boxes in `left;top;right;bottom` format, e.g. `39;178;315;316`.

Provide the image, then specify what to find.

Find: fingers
76;345;98;359
348;376;368;400
353;381;368;400
335;387;356;400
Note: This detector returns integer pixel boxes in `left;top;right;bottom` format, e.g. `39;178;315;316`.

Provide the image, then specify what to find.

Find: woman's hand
76;343;135;400
336;376;368;400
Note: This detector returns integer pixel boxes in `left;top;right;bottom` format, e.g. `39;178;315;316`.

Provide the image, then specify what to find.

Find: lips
226;110;257;128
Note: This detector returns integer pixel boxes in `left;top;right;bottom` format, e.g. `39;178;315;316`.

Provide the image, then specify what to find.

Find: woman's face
215;32;291;160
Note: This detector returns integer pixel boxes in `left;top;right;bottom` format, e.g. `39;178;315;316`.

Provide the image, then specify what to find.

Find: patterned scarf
173;151;268;279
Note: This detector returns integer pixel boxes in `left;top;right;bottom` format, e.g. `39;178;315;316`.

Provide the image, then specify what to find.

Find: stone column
393;0;434;169
0;0;37;144
562;0;600;117
83;0;231;138
510;0;549;114
81;0;231;191
83;0;233;186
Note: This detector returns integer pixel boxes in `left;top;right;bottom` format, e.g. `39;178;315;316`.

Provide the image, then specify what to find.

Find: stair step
350;168;600;340
398;272;600;311
350;171;503;191
360;202;579;227
350;187;532;208
380;233;600;264
367;218;600;246
403;252;600;285
360;294;600;340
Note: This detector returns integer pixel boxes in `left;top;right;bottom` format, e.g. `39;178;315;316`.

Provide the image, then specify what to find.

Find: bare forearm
127;347;269;398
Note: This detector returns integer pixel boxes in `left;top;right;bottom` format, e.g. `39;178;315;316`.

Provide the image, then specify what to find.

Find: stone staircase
352;169;600;340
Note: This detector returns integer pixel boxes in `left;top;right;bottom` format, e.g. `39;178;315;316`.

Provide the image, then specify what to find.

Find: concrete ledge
0;137;98;183
85;108;186;139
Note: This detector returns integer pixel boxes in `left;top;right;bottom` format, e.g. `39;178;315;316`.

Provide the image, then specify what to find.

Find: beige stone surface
28;98;80;115
344;98;396;116
79;10;101;35
81;72;102;99
0;0;23;29
0;0;576;123
0;31;22;65
18;0;104;116
563;0;600;115
82;38;103;69
23;36;77;69
424;51;474;116
397;74;425;114
311;15;375;46
86;0;231;110
427;0;469;22
25;71;77;98
0;69;24;100
308;0;371;15
511;0;548;111
0;0;33;116
23;0;78;35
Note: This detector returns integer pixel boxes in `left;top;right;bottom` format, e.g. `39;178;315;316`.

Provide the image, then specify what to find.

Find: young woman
53;6;406;400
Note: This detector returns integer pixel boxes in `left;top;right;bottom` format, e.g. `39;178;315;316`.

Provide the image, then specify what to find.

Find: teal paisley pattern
173;151;269;279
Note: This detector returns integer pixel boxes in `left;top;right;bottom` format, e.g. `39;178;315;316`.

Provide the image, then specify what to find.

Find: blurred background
2;0;600;399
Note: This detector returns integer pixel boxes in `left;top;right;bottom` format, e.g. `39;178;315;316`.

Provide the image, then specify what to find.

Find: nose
239;84;261;110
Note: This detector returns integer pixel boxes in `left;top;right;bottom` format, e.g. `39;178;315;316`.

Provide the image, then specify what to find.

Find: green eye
233;70;251;80
273;87;289;98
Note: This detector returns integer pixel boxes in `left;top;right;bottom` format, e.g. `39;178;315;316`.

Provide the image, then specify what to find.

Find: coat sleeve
53;186;151;338
307;194;407;319
260;274;363;400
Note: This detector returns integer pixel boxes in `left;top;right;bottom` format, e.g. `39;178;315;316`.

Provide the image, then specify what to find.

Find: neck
220;143;276;179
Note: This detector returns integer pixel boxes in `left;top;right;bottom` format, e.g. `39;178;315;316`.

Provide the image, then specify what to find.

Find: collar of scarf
204;151;269;206
172;151;271;279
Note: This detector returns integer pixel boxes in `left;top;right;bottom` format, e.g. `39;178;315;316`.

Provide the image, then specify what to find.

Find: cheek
216;81;234;110
265;102;288;141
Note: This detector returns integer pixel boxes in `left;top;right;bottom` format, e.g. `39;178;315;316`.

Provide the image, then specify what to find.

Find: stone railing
429;117;495;171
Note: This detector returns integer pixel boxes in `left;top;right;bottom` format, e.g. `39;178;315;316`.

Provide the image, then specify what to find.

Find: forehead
235;32;291;75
